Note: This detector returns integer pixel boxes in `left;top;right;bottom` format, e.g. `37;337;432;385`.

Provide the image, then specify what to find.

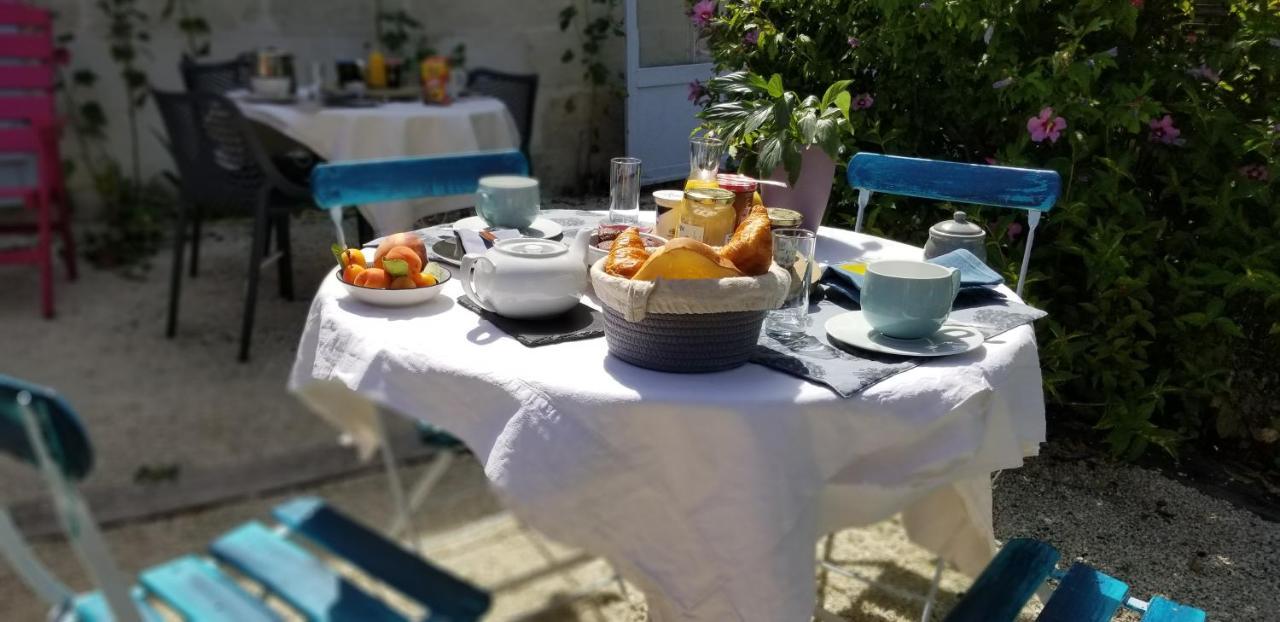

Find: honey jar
679;188;736;246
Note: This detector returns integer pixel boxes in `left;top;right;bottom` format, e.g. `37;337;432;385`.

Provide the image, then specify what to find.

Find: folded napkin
822;249;1004;305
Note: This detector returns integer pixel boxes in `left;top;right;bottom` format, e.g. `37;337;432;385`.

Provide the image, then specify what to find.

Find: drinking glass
686;136;724;190
767;228;818;336
608;157;642;224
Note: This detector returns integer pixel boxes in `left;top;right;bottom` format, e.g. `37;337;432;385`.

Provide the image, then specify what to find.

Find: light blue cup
861;260;962;339
476;175;540;229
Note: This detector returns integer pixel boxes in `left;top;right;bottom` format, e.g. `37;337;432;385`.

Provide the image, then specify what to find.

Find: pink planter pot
760;146;837;232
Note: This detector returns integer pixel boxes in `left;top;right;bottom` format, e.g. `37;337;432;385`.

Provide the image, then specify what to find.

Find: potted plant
699;71;852;230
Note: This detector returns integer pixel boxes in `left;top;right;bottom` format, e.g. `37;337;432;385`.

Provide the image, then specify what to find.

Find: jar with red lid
716;173;758;227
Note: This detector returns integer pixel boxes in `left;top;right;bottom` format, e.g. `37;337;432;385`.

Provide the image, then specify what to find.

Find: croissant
718;205;773;276
604;227;650;278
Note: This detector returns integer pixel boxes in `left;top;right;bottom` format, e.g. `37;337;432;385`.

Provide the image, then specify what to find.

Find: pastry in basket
632;238;743;281
718;205;772;277
603;227;650;279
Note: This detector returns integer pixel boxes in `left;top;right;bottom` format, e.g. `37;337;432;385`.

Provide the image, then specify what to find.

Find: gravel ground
0;205;1275;620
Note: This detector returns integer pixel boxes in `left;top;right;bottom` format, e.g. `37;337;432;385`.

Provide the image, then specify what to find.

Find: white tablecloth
234;96;520;234
288;215;1046;621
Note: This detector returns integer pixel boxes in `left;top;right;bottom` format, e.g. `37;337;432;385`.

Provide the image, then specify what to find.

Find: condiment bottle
653;189;684;239
366;46;387;89
685;136;724;192
716;173;758;228
680;188;736;245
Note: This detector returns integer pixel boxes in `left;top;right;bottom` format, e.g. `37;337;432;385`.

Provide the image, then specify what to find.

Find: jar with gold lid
679;188;737;245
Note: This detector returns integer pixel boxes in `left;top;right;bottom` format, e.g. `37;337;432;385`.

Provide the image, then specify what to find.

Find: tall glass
767;228;818;336
608;157;642;224
685;136;724;191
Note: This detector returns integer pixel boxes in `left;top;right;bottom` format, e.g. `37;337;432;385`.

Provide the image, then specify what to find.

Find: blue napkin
821;249;1003;305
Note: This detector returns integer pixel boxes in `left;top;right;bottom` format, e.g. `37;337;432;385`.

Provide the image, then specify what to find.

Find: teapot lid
930;211;985;238
495;238;567;258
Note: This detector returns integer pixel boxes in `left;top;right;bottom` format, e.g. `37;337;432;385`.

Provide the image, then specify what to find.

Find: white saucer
824;310;984;357
453;215;564;240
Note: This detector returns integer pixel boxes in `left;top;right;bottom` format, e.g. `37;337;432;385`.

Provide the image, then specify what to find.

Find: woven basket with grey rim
590;259;790;373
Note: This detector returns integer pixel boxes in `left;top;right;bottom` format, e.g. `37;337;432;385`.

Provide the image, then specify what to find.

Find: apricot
388;276;418;290
373;233;427;269
377;245;424;274
411;271;438;287
342;263;366;284
339;248;366;269
353;268;390;289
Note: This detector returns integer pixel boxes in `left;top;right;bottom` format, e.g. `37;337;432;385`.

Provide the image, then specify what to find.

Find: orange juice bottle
366;47;387;89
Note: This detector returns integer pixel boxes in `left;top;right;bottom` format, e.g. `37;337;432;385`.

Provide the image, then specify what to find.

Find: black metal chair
466;68;538;167
153;89;310;362
178;54;252;94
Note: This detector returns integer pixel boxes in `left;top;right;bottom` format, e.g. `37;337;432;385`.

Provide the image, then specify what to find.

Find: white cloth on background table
288;214;1046;622
232;95;520;234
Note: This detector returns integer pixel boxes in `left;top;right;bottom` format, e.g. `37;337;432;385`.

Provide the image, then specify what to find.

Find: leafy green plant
558;0;625;193
694;0;1280;460
377;8;422;58
699;71;852;183
161;0;211;58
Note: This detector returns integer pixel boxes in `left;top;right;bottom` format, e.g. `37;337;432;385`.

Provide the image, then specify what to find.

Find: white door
625;0;714;184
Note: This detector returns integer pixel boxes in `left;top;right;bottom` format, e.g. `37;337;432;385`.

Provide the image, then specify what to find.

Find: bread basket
590;258;790;373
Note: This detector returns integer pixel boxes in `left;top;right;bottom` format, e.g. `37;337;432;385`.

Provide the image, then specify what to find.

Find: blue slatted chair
846;153;1061;296
943;538;1205;622
0;374;491;622
309;150;529;539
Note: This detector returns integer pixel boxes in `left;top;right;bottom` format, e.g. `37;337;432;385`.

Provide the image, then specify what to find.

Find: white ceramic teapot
460;229;592;319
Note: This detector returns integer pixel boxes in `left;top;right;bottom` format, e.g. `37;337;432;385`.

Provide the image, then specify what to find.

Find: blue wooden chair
312;149;529;247
309;149;529;538
943;538;1205;622
846;153;1061;297
0;374;491;622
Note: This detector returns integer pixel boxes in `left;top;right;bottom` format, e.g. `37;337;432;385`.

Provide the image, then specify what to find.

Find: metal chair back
847;152;1061;296
179;54;253;94
467;68;538;162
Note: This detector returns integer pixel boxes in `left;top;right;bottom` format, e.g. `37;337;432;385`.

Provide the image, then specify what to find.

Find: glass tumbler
767;228;818;336
608;157;642;224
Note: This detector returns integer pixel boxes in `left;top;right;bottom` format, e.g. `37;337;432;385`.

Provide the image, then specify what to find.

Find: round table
288;211;1046;622
233;95;520;234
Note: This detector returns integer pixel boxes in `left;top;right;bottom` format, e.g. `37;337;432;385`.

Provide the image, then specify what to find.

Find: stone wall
41;0;624;207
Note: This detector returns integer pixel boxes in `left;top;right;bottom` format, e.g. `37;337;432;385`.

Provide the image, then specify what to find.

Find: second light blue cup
861;260;962;339
476;175;540;229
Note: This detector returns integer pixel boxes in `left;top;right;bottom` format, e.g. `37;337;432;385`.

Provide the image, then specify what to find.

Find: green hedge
693;0;1280;460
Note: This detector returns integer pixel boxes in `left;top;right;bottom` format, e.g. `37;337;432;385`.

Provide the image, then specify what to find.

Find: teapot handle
460;254;498;313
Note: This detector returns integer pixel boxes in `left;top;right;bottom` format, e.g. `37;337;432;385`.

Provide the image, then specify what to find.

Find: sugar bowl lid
930;211;985;238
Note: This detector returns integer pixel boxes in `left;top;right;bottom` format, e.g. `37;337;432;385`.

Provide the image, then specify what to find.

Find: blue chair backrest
846;153;1061;296
310;149;529;209
0;374;93;481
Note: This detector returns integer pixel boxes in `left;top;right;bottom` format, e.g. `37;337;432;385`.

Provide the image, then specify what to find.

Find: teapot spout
570;227;593;266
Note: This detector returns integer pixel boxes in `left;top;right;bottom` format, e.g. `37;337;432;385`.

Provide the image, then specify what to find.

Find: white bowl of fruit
334;233;451;307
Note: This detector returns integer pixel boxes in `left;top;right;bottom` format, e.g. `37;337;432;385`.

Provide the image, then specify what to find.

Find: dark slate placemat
458;296;605;347
750;289;1047;398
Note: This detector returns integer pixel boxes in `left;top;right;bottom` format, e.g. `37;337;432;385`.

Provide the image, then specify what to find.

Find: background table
234;96;520;234
289;212;1046;622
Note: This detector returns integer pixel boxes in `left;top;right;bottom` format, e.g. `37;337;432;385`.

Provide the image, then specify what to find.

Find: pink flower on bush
1130;0;1143;7
847;36;861;48
688;80;706;103
984;156;999;165
852;93;874;110
1148;115;1181;145
1026;107;1067;143
743;29;758;46
1240;164;1270;182
689;0;716;29
1007;222;1024;240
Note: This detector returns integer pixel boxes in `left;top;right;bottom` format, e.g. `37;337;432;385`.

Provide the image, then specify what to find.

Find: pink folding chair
0;2;77;318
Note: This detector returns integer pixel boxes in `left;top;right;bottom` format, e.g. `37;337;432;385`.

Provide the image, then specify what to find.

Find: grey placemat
458;296;605;347
751;293;1047;397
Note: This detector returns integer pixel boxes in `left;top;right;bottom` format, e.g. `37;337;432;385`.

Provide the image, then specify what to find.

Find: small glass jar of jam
716;173;759;228
680;187;737;245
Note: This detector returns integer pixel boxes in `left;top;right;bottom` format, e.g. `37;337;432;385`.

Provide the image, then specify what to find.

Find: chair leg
56;194;77;282
35;196;54;319
165;200;189;339
275;213;294;301
238;196;269;362
188;204;202;278
919;557;945;622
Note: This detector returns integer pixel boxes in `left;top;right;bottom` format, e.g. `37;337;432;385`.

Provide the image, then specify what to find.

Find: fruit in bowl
331;235;450;307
